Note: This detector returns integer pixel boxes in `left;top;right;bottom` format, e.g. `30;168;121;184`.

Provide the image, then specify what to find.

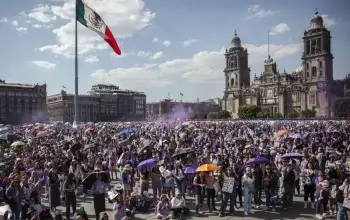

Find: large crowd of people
0;120;349;220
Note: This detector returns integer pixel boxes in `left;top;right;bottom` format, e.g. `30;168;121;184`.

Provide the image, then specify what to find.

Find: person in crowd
263;164;278;211
173;162;186;198
150;167;162;201
253;164;263;209
302;162;316;209
163;165;176;198
205;170;217;213
292;159;301;195
48;168;61;215
140;169;150;193
121;164;133;202
315;171;330;219
170;190;188;218
91;170;108;220
63;173;76;220
219;168;236;217
6;177;21;220
156;194;171;219
282;164;296;210
337;180;349;220
242;167;254;216
193;172;206;216
21;176;31;220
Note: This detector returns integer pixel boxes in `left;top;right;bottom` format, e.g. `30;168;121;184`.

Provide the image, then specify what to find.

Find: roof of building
0;80;41;89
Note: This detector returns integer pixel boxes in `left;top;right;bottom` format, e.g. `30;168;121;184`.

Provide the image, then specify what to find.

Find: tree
274;112;283;118
206;112;218;119
300;109;316;118
206;110;231;119
216;110;231;119
256;109;271;118
334;97;350;118
287;110;300;118
238;105;261;119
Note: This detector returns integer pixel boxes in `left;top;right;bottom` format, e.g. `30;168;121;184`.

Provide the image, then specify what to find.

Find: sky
0;0;349;102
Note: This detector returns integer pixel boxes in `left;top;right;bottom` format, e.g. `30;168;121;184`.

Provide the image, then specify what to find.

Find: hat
114;183;123;191
123;164;132;171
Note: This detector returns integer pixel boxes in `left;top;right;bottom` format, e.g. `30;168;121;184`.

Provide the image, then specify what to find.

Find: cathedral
221;10;349;118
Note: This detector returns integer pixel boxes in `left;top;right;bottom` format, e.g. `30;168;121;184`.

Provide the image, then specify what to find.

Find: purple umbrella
137;159;157;170
184;167;195;174
282;152;303;158
245;156;270;166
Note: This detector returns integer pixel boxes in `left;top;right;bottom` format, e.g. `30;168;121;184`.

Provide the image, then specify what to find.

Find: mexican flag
76;0;121;55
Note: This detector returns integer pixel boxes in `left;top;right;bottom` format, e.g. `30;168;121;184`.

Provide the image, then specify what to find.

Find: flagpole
74;0;79;124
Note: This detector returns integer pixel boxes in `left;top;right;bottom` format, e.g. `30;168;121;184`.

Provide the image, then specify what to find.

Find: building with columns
222;10;349;118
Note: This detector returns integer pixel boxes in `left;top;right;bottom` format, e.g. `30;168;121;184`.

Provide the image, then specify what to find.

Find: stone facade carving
222;11;348;118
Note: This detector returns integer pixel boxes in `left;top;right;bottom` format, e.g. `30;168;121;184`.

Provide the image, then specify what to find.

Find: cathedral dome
310;9;323;29
230;30;241;48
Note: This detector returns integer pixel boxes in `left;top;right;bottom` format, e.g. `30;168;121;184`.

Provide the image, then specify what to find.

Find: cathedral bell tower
222;31;250;117
301;9;334;117
302;9;333;82
224;31;250;91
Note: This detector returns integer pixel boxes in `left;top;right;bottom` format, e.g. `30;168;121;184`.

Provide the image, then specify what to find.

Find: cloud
35;0;155;58
16;27;28;32
163;40;171;47
32;24;53;29
152;37;159;43
0;17;8;23
84;55;99;63
28;4;57;23
247;5;277;19
181;39;197;47
11;20;19;26
90;42;302;90
30;61;56;69
321;15;336;28
150;51;163;60
136;51;163;60
270;23;291;35
137;51;151;57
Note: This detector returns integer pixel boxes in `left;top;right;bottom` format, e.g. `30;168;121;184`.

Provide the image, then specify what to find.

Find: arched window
312;66;317;77
230;78;234;87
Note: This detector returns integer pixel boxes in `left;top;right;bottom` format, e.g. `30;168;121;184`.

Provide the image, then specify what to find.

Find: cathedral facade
222;11;347;118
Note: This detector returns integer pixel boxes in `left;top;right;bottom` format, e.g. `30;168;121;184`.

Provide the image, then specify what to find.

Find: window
274;88;277;96
319;70;323;76
312;67;317;77
310;92;316;105
306;63;309;69
230;78;234;87
319;61;322;68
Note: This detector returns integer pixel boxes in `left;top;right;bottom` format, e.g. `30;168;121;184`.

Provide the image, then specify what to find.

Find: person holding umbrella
91;169;108;220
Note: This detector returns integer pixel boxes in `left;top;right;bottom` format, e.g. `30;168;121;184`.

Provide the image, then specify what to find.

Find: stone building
47;84;146;122
222;11;348;118
0;80;47;124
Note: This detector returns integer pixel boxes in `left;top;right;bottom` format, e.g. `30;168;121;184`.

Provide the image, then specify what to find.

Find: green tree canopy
287;110;300;118
206;110;231;119
238;105;261;119
300;109;316;118
256;108;271;118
